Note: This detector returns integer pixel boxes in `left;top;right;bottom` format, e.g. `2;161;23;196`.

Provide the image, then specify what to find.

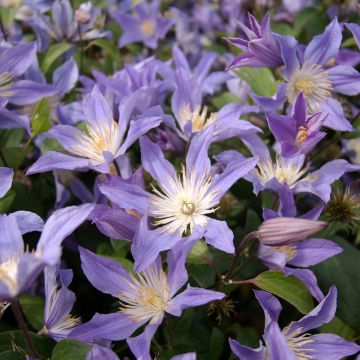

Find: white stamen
178;104;217;134
149;166;219;234
0;256;19;295
70;120;120;165
119;266;170;324
282;326;315;360
287;62;332;112
255;157;313;188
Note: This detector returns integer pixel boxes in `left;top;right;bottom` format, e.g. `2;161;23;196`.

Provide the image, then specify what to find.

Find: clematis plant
99;127;258;270
230;287;360;360
27;85;163;174
71;238;224;359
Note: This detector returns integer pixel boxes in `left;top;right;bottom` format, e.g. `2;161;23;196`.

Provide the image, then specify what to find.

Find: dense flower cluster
0;0;359;359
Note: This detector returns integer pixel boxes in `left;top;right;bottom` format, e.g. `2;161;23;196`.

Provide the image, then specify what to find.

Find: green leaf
19;295;45;331
51;339;91;360
320;316;356;340
41;43;73;73
0;190;15;214
209;327;224;360
313;237;360;331
0;351;25;360
31;99;51;138
187;240;212;265
236;68;276;97
0;330;54;359
173;308;194;342
254;271;314;314
85;39;119;60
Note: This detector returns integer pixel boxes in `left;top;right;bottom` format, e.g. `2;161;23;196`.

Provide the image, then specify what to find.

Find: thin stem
166;316;173;349
112;160;121;176
224;278;256;285
0;13;8;42
224;231;258;281
0;149;8;167
11;300;40;359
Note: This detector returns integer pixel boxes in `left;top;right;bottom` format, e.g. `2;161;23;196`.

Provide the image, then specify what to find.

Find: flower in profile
99;128;258;270
27;85;163;174
266;92;326;157
71;242;224;359
230;287;360;360
113;0;174;49
39;266;80;341
225;13;292;69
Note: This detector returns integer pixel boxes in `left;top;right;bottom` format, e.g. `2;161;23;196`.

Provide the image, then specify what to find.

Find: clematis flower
31;0;110;51
170;68;260;142
99;128;258;270
346;23;360;49
27;85;163;174
39;266;80;341
0;204;94;301
229;287;360;360
225;13;293;69
0;42;54;104
216;147;360;203
266;92;326;157
255;17;360;131
113;0;174;49
71;241;224;359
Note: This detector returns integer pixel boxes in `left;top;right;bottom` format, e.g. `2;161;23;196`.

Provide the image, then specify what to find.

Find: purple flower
0;204;94;301
71;242;224;359
27;85;163;174
230;287;360;360
99;129;258;270
266;92;326;157
256;17;360;131
0;167;13;198
31;0;110;51
170;68;260;142
226;13;292;69
346;23;360;49
39;266;79;341
113;0;174;49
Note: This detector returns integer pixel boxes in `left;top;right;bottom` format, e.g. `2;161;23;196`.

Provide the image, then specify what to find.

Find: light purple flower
230;287;360;360
0;204;93;301
113;0;174;49
99;129;258;270
226;13;293;69
40;266;80;341
0;167;13;199
71;241;224;359
27;85;163;174
266;92;326;157
255;17;360;131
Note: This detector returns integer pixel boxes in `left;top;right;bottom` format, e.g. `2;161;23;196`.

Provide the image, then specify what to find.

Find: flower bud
257;217;327;246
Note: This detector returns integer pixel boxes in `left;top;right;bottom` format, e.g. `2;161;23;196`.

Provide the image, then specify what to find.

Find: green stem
11;300;40;359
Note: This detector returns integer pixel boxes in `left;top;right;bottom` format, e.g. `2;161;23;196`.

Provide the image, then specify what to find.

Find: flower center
295;126;308;146
282;326;315;360
71;121;120;164
140;19;156;37
149;167;218;234
119;267;170;323
287;62;332;112
255;158;312;188
0;257;19;295
179;104;217;134
180;200;196;215
274;245;297;261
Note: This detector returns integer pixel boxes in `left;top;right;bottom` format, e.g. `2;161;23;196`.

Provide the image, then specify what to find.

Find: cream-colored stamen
287;62;332;113
140;19;156;37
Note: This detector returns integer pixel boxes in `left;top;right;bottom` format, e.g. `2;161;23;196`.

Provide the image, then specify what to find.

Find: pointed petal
229;338;266;360
0;167;13;198
204;218;234;254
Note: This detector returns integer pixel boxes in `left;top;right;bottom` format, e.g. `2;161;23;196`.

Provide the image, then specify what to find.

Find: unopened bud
257;217;327;246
